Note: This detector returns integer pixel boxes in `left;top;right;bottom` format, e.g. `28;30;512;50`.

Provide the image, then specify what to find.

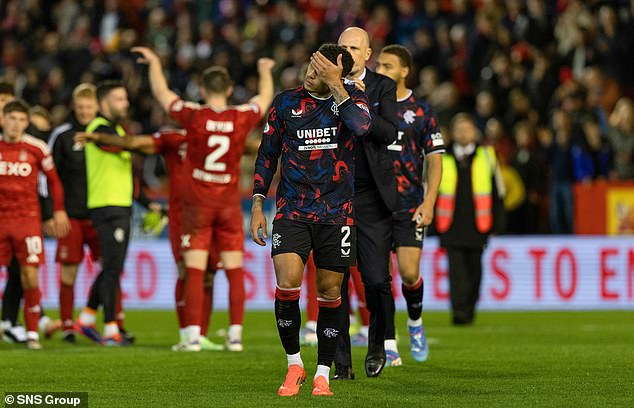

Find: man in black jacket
46;83;104;343
436;114;505;325
336;27;399;378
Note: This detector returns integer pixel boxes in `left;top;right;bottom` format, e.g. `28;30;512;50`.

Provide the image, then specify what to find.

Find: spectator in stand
572;112;614;183
1;0;633;227
607;98;634;179
545;110;576;234
509;121;543;234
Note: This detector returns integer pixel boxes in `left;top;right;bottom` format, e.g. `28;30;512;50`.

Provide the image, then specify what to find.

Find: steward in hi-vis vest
77;81;134;346
434;113;505;326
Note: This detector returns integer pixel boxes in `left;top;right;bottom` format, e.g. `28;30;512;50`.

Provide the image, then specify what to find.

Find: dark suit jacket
360;69;399;212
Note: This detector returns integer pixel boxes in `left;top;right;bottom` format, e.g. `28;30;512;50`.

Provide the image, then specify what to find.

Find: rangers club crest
331;102;339;116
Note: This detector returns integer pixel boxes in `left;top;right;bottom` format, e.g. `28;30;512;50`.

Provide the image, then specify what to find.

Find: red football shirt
151;129;187;219
0;134;64;219
168;99;261;206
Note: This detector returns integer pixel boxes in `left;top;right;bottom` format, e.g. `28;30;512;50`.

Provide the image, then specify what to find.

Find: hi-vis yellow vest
84;117;132;209
436;146;495;233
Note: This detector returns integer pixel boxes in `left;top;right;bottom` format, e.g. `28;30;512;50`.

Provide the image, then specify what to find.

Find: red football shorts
55;218;101;264
0;219;45;266
181;203;244;254
170;208;220;269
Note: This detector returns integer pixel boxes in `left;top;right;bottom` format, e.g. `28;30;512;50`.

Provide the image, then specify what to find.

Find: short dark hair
3;99;30;116
201;66;232;94
96;80;125;101
317;44;354;78
0;80;15;96
380;44;413;70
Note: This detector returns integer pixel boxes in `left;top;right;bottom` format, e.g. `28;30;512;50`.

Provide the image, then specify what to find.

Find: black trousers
1;256;23;325
89;206;131;323
445;246;484;325
335;185;394;367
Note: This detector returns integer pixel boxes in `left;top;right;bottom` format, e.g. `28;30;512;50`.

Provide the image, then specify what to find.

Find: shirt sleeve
236;103;262;130
168;98;200;129
253;97;283;198
38;147;65;213
339;86;372;137
421;105;445;155
94;125;125;153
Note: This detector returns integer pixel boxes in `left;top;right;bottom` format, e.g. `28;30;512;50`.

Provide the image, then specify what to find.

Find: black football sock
403;277;423;322
317;297;343;368
275;287;301;356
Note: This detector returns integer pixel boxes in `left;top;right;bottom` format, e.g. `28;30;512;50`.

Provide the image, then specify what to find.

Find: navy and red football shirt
388;90;445;215
253;85;371;225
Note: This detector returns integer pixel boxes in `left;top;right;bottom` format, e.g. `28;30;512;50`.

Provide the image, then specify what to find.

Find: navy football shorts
271;218;357;272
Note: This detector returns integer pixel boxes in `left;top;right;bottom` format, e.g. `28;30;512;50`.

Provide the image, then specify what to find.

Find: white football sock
104;322;119;338
186;325;201;342
384;339;398;352
26;331;39;341
314;365;330;383
228;324;242;341
287;352;303;368
407;318;423;328
78;309;96;326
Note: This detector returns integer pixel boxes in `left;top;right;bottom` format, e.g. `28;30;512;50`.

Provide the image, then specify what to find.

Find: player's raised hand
310;52;343;88
132;46;160;66
250;203;268;246
257;58;275;73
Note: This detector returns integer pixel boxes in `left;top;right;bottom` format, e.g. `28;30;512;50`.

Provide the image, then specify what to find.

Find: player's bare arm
75;132;157;154
412;153;442;228
250;58;275;117
310;52;349;104
132;46;179;112
250;195;268;246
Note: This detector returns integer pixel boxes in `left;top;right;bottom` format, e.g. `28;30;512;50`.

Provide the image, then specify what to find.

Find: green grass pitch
1;311;633;407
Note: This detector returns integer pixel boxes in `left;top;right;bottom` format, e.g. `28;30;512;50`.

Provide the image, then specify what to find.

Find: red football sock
200;285;214;337
59;283;75;331
175;278;186;329
350;266;370;326
184;267;204;327
23;287;41;333
226;267;245;325
305;255;318;322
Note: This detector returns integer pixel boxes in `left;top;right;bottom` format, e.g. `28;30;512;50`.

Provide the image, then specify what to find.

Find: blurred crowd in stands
1;0;633;234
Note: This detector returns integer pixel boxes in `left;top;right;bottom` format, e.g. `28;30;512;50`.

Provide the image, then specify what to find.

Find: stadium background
1;0;634;311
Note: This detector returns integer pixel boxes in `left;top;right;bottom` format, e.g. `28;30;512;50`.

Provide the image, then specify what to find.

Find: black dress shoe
365;349;386;377
120;328;136;344
452;315;474;326
333;364;355;380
